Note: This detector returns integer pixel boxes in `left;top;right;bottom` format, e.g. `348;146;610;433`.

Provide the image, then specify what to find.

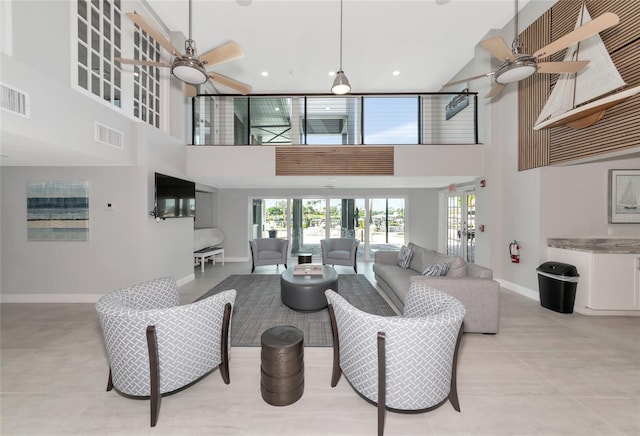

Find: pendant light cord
339;0;344;70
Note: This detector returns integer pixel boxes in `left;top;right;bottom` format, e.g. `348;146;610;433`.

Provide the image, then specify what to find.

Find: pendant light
331;0;351;94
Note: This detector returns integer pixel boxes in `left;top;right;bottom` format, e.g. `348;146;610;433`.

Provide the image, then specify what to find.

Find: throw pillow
397;245;413;269
422;262;450;276
447;256;467;277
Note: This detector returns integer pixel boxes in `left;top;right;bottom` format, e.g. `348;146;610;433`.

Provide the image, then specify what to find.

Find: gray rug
200;274;397;347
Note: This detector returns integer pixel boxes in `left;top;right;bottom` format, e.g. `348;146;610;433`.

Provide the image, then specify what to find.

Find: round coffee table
280;265;338;312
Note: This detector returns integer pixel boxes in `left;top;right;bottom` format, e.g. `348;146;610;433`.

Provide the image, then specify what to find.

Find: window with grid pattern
133;24;161;127
76;0;122;107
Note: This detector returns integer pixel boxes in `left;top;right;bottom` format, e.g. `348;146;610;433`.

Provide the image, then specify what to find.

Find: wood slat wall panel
275;146;394;176
518;10;551;170
519;0;640;169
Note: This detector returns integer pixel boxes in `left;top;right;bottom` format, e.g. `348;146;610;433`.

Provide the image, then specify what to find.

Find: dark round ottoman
260;326;304;406
280;265;339;312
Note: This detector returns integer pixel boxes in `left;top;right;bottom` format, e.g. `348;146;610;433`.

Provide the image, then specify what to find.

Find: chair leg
106;368;113;391
146;325;161;427
377;332;386;436
219;303;232;385
449;323;464;412
328;305;342;387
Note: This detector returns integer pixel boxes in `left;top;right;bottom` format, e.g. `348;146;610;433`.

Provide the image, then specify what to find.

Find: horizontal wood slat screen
519;0;640;170
275;146;394;176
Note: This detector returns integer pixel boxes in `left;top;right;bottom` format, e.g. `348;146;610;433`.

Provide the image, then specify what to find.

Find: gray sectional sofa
373;242;500;334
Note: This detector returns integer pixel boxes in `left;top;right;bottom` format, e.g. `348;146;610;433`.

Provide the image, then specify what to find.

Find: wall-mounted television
154;172;196;218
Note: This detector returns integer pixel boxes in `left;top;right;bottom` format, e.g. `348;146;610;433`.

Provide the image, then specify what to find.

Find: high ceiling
144;0;534;94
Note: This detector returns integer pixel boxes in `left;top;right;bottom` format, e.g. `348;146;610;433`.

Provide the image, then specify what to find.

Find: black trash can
268;229;277;238
536;262;579;314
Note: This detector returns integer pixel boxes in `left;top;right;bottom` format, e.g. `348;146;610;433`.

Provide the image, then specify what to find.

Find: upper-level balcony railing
191;92;478;146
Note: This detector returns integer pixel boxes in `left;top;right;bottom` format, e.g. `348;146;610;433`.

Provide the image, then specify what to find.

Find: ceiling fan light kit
494;56;537;84
171;58;209;85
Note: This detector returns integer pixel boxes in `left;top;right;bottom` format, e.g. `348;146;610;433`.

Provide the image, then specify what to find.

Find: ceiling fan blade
480;37;515;62
199;41;244;67
533;12;619;59
184;84;198;97
486;83;506;98
115;57;171;68
444;72;495;87
125;12;181;56
537;60;589;74
208;73;252;95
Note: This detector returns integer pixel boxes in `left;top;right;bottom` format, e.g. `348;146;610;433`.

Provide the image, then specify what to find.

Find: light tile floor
2;260;639;435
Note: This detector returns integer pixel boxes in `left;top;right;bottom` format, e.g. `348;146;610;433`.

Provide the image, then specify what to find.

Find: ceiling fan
115;0;251;95
444;0;619;98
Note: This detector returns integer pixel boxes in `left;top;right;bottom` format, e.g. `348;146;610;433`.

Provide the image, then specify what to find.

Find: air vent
94;122;124;149
1;83;30;117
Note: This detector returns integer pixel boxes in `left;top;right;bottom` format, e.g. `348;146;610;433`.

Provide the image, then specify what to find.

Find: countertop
547;238;640;254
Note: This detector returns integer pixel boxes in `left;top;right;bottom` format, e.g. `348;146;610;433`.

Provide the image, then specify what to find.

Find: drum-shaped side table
280;265;338;312
260;326;304;406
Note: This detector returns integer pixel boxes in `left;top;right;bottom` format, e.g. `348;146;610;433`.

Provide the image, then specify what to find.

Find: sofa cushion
422;262;450;276
447;256;467;277
397;245;413;269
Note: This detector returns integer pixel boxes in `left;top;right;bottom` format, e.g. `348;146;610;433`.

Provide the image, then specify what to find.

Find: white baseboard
574;306;640;316
497;279;540;301
177;273;195;287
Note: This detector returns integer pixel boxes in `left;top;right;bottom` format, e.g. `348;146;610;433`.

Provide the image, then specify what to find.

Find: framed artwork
445;84;469;120
27;181;89;241
609;169;640;224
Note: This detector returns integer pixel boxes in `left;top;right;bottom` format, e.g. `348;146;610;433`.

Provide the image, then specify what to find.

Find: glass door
446;190;475;263
368;198;405;258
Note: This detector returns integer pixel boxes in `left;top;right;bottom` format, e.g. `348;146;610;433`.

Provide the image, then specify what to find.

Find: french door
446;189;476;263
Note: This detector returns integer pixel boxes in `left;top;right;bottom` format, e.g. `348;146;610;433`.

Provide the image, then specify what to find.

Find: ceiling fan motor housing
495;55;538;84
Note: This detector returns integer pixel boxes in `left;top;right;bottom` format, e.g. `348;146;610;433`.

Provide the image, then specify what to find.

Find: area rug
199;274;397;347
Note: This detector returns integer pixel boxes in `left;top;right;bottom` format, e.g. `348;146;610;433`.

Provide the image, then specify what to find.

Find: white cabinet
547;247;640;314
591;254;640;310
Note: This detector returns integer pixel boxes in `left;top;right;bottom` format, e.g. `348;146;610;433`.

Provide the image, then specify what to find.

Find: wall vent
94;122;124;149
1;83;30;118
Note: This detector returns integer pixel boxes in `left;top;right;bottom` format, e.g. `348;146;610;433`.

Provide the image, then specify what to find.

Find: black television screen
154;172;196;218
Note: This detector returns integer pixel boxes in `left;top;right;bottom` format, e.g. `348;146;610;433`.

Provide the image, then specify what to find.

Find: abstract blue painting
27;181;89;241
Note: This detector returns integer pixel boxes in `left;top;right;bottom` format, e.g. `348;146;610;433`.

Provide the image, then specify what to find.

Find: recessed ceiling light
329;71;336;77
392;70;400;76
261;71;269;77
325;107;331;110
275;107;280;111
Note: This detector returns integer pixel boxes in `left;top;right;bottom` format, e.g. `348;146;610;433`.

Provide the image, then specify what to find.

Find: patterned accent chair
321;238;359;273
249;238;289;272
325;282;465;436
95;277;236;427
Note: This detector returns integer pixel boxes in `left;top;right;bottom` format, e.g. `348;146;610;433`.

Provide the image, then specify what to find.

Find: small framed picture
609;169;640;224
